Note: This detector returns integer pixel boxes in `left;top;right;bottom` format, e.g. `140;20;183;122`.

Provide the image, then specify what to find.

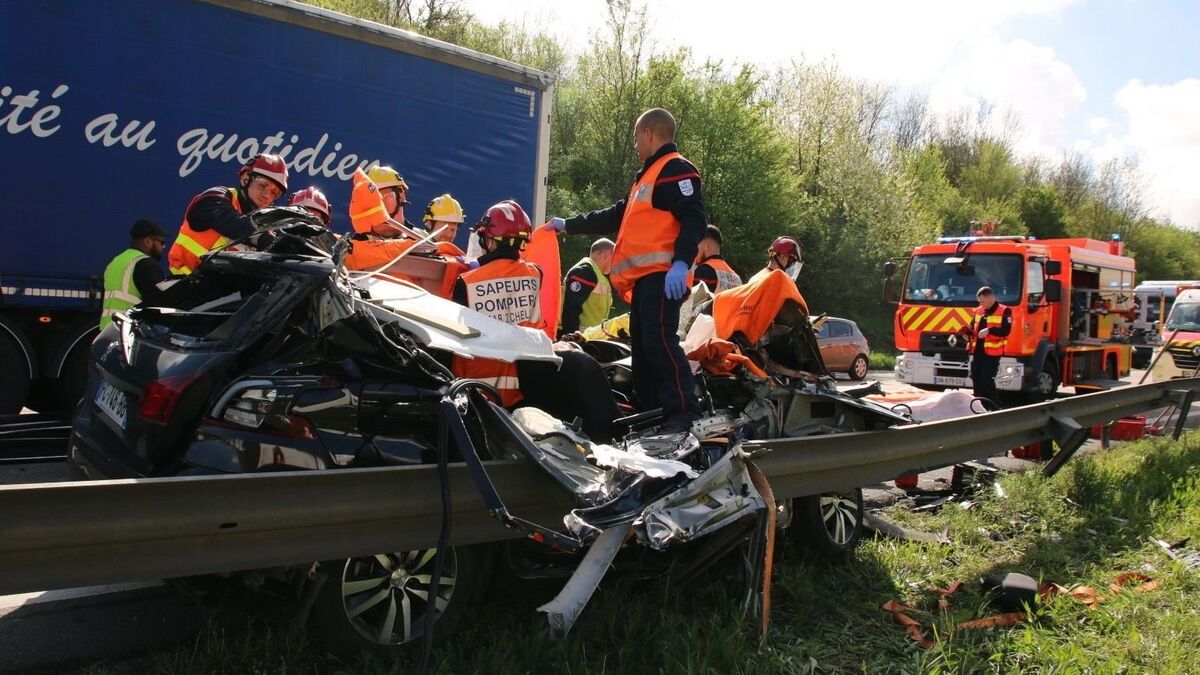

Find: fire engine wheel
310;545;490;657
0;333;31;414
848;355;869;381
792;488;864;560
1025;360;1059;403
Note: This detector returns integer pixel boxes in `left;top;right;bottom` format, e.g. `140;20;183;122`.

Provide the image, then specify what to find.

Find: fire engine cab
884;234;1135;401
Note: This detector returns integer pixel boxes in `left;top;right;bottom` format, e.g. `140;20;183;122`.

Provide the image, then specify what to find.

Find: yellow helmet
424;193;465;223
365;165;409;191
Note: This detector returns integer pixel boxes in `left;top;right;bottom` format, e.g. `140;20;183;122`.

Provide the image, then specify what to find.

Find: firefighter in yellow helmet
423;193;467;253
358;165;411;240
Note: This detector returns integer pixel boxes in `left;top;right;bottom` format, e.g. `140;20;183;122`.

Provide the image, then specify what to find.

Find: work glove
547;217;566;232
455;255;480;271
664;260;690;300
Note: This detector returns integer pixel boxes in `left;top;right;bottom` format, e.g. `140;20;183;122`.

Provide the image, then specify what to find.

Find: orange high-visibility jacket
609;151;690;301
972;304;1010;356
697;256;743;293
452;258;543;406
168;187;243;276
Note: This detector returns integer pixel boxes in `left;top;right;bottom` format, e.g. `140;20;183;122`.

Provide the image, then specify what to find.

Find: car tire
791;488;864;560
1023;359;1059;404
848;355;869;381
309;544;492;658
0;333;31;414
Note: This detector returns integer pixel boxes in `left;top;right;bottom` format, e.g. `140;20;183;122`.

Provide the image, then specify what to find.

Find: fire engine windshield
903;254;1024;306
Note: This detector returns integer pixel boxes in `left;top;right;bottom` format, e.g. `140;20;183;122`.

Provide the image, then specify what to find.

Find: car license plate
95;380;128;429
934;376;969;387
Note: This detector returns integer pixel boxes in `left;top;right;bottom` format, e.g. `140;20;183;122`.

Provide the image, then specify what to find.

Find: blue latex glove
547;216;566;232
455;255;480;270
664;260;690;300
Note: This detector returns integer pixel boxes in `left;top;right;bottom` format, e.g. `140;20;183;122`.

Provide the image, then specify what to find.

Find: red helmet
474;200;532;240
287;187;331;224
238;153;289;191
768;236;801;263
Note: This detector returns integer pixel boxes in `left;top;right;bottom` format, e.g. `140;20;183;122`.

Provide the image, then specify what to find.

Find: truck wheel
848;355;869;381
792;488;864;560
1024;360;1059;404
0;334;31;414
309;544;491;658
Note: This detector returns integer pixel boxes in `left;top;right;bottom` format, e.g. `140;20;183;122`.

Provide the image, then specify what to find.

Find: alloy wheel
820;493;860;545
338;548;458;646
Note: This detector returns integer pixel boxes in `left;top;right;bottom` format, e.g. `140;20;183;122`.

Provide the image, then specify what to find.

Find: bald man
549;108;707;435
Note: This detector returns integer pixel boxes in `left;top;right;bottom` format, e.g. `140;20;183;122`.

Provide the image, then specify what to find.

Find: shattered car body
68;209;912;654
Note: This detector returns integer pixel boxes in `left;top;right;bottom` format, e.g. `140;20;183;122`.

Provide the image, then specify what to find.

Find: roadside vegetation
869;352;897;371
89;431;1200;674
310;0;1200;350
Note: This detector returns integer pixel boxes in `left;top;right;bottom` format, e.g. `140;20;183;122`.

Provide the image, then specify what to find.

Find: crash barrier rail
0;378;1196;596
0;413;71;465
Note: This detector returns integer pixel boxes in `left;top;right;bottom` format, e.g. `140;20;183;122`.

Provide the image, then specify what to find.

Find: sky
462;0;1200;230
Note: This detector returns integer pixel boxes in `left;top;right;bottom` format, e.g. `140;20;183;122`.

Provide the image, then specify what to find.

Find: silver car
816;317;871;380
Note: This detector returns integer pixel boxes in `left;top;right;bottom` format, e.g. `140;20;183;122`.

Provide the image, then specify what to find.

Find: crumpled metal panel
637;452;765;551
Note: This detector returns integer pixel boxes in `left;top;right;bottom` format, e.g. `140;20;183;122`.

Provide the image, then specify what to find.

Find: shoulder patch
569;281;582;293
678;179;694;196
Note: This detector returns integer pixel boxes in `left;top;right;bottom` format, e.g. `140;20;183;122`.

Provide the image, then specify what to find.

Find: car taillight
140;374;201;423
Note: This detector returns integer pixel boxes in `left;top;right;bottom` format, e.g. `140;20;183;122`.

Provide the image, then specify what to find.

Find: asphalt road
0;367;1192;672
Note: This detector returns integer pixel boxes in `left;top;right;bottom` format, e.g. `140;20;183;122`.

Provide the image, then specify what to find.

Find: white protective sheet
897;390;980;422
355;276;560;365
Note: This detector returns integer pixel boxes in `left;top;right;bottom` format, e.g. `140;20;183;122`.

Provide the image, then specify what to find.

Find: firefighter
765;236;802;279
693;224;742;293
453;201;619;442
550;108;706;435
423;193;468;256
964;286;1013;406
287;187;332;225
559;238;614;336
355;165;412;240
100;220;167;329
168;153;288;276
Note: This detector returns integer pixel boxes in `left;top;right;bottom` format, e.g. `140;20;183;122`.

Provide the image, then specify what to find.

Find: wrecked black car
69;208;911;655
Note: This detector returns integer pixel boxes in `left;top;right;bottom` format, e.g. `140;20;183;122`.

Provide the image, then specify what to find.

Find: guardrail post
1042;416;1091;477
1172;390;1195;441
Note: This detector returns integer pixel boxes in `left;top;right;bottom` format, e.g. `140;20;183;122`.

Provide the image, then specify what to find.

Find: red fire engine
884;234;1136;400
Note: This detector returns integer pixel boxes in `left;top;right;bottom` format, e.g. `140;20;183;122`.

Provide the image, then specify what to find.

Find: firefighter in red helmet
287;187;332;225
168;153;288;276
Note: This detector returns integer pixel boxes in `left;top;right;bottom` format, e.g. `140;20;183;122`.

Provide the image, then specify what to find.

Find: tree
1018;185;1068;239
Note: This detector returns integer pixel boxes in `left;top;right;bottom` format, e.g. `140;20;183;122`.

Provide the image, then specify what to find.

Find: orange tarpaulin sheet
712;269;808;344
686;338;768;379
522;222;561;340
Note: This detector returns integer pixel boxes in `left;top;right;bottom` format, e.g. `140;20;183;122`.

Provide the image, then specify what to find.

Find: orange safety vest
973;304;1009;357
698;257;743;293
168;187;244;276
609;151;691;302
452;258;543;406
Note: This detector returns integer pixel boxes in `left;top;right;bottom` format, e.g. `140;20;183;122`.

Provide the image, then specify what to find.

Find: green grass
869;352;897;370
96;432;1200;674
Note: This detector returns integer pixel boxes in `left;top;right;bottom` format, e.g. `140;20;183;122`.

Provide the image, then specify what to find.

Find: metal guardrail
0;413;71;464
0;378;1196;596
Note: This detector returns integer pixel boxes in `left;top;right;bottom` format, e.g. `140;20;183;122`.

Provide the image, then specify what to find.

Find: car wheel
0;333;31;414
791;488;864;560
848;355;869;381
309;544;490;657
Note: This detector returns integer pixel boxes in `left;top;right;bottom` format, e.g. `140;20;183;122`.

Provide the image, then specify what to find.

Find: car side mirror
883;261;897;278
1045;260;1062;276
1045;279;1062;303
883;277;899;304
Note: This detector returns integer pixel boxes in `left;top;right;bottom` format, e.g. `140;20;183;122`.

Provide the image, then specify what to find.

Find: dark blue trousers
629;272;700;419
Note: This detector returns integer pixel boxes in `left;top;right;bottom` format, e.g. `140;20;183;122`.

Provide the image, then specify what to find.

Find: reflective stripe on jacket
452;258;543;407
973;303;1009;357
609;151;689;301
100;248;149;329
168;187;243;275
